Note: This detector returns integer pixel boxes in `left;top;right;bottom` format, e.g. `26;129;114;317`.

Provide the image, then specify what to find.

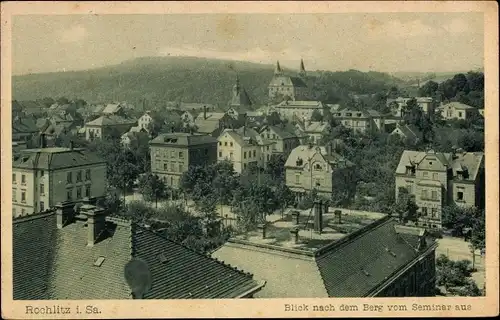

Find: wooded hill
12;56;405;108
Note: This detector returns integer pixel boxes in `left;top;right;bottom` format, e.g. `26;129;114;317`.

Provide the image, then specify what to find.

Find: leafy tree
138;173;166;208
418;80;439;97
310;109;323;121
457;129;484;152
265;154;286;180
393;187;418;223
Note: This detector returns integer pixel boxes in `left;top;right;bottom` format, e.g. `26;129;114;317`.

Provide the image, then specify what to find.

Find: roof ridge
134;225;254;279
13;209;56;224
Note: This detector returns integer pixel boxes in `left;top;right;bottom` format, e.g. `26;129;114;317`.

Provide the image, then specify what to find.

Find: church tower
274;60;283;75
299;59;306;77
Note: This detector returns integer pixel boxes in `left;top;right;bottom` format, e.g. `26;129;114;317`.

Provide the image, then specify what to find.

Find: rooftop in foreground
230;208;386;255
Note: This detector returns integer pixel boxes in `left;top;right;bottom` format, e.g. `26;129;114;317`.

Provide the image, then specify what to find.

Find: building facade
395;149;485;229
331;109;384;133
12;142;107;217
258;124;300;156
217;128;262;173
149;133;218;188
437;102;478;121
84;115;137;140
387;97;435;117
285;144;356;200
274;100;324;123
268;60;308;102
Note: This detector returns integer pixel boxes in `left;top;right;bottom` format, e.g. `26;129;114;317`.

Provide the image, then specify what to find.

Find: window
421;190;428;199
230;142;233;147
431;208;438;218
40;201;45;211
253;150;256;157
314;163;322;171
204;149;208;155
219;141;222;146
85;169;91;180
21;191;26;203
76;171;82;182
229;152;234;160
40;170;44;177
12;189;16;202
163;163;168;170
431;190;438;200
267;154;270;161
458;112;463;117
170;162;176;172
179;151;184;158
85;185;91;198
244;152;247;159
423;171;428;178
171;150;175;158
21;209;26;216
406;184;413;193
266;145;269;151
219;151;222;157
295;174;300;184
224;141;228;146
12;173;16;184
67;172;72;183
244;163;247;169
432;173;438;180
40;184;45;195
315;178;321;187
178;163;183;172
457;191;464;201
21;174;26;184
67;189;72;201
77;187;82;199
422;207;428;216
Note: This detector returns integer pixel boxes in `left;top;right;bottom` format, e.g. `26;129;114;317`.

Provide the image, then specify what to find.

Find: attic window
93;256;105;267
158;253;168;264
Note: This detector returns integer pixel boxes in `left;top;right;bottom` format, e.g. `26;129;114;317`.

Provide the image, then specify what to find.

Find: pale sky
12;13;484;75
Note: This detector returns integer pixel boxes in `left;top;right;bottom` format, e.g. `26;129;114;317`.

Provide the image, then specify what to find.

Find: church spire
233;74;241;94
299;58;306;76
274;60;282;75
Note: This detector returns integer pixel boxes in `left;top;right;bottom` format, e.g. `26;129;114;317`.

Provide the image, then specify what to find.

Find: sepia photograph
1;1;498;318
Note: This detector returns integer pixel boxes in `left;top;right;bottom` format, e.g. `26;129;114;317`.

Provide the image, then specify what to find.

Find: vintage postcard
1;1;499;318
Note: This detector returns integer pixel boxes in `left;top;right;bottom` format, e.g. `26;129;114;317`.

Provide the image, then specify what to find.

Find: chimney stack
313;199;323;233
70;140;74;150
81;203;107;247
56;201;76;229
203;105;207;120
40;133;47;148
417;229;427;251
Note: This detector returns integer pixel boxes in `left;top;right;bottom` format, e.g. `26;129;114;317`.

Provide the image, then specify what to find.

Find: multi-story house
84;115;137;140
331;109;384;133
395;149;485;229
258;124;301;156
390;123;422;145
437;102;478;121
285;144;356;200
295;121;330;145
217;128;263;173
387;97;435;117
12;137;107;218
149;132;218;188
268;60;308;102
274;100;324;123
137;110;164;132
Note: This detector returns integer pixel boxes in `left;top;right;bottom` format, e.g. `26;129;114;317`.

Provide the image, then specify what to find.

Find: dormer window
314;163;322;171
405;165;415;176
296;158;304;166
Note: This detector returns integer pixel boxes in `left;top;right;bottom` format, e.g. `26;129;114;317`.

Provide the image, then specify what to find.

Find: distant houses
437;102;478;121
84;115;137;140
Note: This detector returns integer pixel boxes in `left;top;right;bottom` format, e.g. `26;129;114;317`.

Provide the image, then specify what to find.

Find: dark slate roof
12;147;106;170
13;211;261;300
13;212;58;300
316;217;425;297
269;75;307;87
150;132;218;146
85;115;136;126
229;88;253;107
12;116;39;133
135;229;260;299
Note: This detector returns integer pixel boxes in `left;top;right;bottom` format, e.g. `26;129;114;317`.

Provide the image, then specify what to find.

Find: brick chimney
56;201;76;229
69;140;74;150
313;199;323;233
203;105;207;120
80;203;107;247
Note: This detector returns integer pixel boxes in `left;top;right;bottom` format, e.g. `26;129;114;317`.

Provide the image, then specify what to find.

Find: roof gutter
236;280;267;298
